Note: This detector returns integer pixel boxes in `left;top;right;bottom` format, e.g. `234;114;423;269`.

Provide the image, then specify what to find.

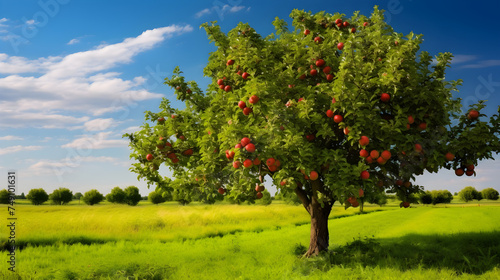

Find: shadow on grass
294;231;500;276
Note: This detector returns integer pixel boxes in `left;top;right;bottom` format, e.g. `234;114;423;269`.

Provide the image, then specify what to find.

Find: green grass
1;202;499;279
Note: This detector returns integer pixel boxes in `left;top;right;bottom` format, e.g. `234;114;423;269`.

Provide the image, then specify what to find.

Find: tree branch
294;185;311;214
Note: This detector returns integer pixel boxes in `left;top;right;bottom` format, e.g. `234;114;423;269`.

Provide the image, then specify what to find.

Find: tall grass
1;206;499;279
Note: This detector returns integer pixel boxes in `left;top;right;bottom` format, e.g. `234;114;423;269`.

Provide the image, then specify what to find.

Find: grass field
1;199;499;279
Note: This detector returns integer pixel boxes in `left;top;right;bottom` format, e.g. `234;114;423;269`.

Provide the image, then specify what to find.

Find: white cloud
28;156;119;175
25;19;35;25
195;8;211;18
0;135;23;140
228;6;245;13
67;38;80;45
460;60;500;69
0;145;42;155
451;54;477;64
0;24;193;129
83;118;118;131
0;18;8;27
122;126;140;134
61;132;128;149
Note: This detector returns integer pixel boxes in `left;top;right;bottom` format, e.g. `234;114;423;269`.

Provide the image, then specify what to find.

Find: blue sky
1;0;499;196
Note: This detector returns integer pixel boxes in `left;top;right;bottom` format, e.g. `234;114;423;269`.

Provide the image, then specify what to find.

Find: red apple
243;159;253;168
146;154;154;161
316;59;325;67
445;152;455;161
306;134;315;142
268;165;277;172
304;29;310;35
298;97;304;102
366;156;373;164
182;149;193;156
233;161;241;169
179;135;186;141
280;180;286;186
418;123;427;131
235;143;242;149
350;27;356;33
241;137;251;147
171;114;176;119
243;107;253;115
468;110;479;120
256;192;263;199
404;181;411;188
314;36;322;43
370;150;380;159
219;84;225;89
224;85;232;92
226;150;235;159
380;93;390;102
359;136;370;146
363;22;369;27
253;158;261;165
335;18;342;25
408;115;414;124
310;69;318;76
415;143;423;153
381;150;392;160
465;170;474;176
337;42;344;50
299;74;306;80
343;21;349;27
377;156;387;165
245;143;256;153
266;158;275;167
218;187;225;195
171;158;179;164
359;189;364;197
455;168;464;176
402;202;410;208
466;164;474;171
226;59;235;65
242;72;249;79
249;95;259;104
255;184;265;192
309;171;319;181
158;117;165;123
326;110;334;118
323;66;331;74
360;170;370;180
396;179;403;186
237;70;242;76
359;149;369;158
333;115;343;123
332;97;336;103
326;74;334;81
238;101;246;109
343;127;350;135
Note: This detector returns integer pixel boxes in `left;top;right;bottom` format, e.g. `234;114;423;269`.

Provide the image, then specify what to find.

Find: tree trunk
305;200;332;256
294;181;333;257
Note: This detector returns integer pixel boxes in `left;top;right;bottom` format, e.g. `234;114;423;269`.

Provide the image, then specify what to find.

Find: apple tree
125;7;500;256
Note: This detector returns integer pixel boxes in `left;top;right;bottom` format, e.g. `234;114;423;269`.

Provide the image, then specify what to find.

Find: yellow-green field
1;200;499;279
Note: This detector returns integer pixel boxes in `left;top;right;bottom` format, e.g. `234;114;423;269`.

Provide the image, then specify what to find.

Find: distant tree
454;192;458;196
15;192;25;199
259;189;272;205
366;191;387;207
481;188;499;200
49;188;73;205
124;186;142;206
458;186;480;202
430;190;453;205
148;190;166;204
419;191;433;205
0;189;10;204
476;191;483;201
275;189;301;205
74;192;83;200
26;188;49;205
82;189;104;205
106;187;126;204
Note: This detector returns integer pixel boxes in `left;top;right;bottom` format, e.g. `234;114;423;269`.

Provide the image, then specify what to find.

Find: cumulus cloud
83;118;118;131
28;156;119;175
67;38;80;45
61;132;128;149
0;24;193;129
0;135;23;140
121;126;140;134
0;145;42;155
195;8;211;18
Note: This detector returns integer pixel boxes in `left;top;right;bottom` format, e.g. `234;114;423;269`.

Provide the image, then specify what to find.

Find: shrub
82;189;104;205
49;188;73;205
458;186;480;202
73;192;83;200
481;188;499;200
106;187;126;204
0;189;10;204
26;188;49;205
148;191;166;204
124;186;142;206
419;191;433;205
431;190;453;204
259;189;273;206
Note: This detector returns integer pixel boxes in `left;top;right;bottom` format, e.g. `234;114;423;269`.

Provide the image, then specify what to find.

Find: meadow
1;199;499;279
